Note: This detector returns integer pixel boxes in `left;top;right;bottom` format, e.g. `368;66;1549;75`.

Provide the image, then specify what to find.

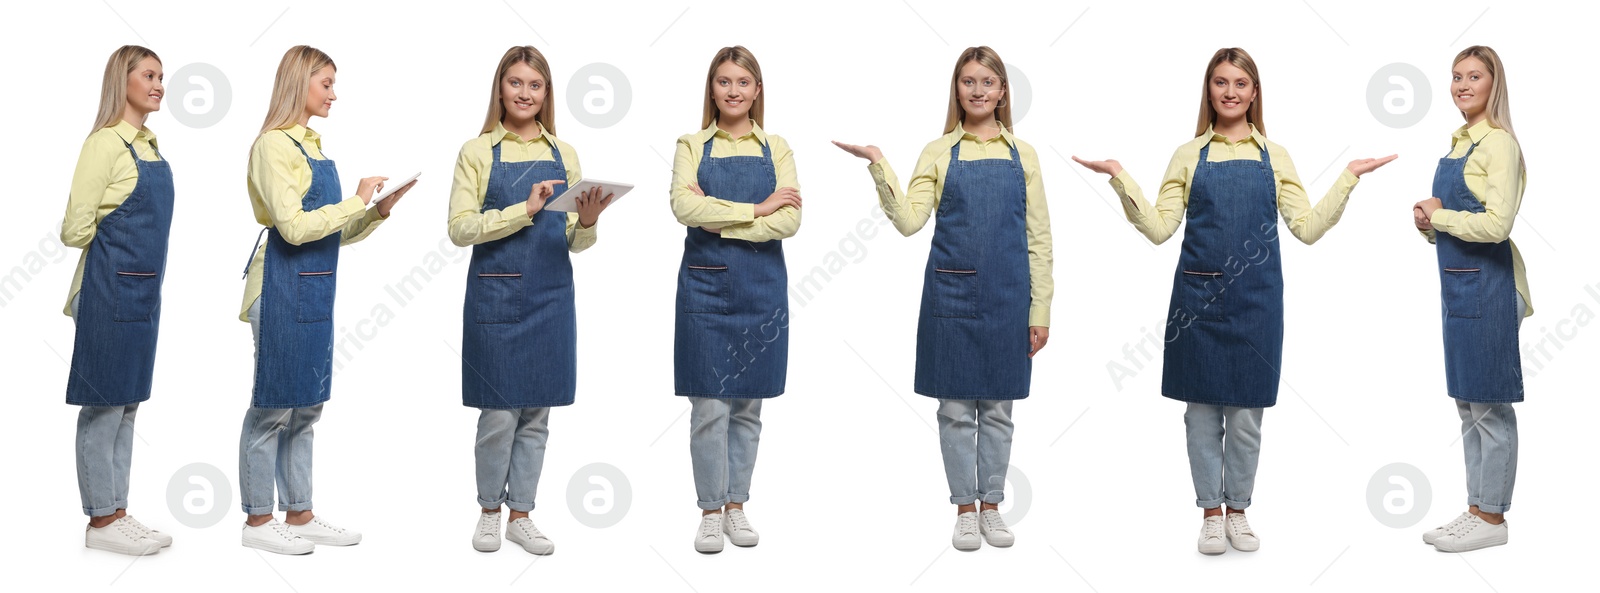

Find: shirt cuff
1028;304;1050;328
506;202;536;229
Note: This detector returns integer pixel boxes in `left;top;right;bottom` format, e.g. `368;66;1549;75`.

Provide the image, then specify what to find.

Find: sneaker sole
298;536;361;546
1228;538;1259;552
1434;534;1508;553
242;540;314;555
507;535;554;555
473;539;501;552
695;542;724;554
953;539;981;552
86;542;160;556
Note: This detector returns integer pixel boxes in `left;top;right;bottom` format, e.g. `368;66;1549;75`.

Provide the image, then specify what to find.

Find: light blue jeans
1455;292;1524;514
936;399;1014;505
475;407;550;512
239;297;320;514
1184;404;1264;510
689;397;762;510
71;293;140;517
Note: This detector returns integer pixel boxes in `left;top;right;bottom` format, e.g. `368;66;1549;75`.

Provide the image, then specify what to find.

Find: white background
1;0;1592;591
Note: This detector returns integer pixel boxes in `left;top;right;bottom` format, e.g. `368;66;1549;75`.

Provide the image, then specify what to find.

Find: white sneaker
473;511;502;552
1224;513;1259;552
978;509;1015;547
505;517;554;555
1433;515;1508;553
1423;511;1475;545
694;513;724;554
952;511;981;551
723;508;759;547
121;515;172;548
86;518;161;556
241;520;314;555
1197;515;1227;555
286;516;361;546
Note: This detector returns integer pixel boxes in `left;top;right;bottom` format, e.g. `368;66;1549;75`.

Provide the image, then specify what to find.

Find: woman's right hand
356;176;388;205
832;141;883;164
525;179;566;218
1071;156;1122;177
755;187;801;217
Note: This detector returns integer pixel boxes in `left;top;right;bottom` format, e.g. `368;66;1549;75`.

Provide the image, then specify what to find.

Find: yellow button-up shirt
669;120;801;242
1109;124;1362;249
866;125;1054;327
1420;119;1531;317
238;125;387;321
61;120;163;316
446;121;598;250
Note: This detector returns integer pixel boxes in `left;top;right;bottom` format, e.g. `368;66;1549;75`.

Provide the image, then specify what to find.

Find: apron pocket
112;271;160;322
296;271;336;323
1442;268;1483;319
475;273;524;324
1180;270;1226;320
682;265;730;314
931;268;979;319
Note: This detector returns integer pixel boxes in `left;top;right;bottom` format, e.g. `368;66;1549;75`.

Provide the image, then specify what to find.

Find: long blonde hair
701;46;764;129
944;46;1013;134
481;46;556;136
259;45;336;134
1194;48;1266;138
90;45;161;137
1453;45;1524;169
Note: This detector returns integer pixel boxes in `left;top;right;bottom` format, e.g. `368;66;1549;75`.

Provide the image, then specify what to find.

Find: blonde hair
701;46;764;129
481;46;556;136
259;45;336;134
90;45;161;137
1194;48;1266;138
1453;45;1524;169
944;46;1013;134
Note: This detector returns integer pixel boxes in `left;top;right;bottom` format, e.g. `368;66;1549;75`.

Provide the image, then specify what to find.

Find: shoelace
477;514;501;538
1226;514;1253;536
699;515;722;539
114;519;145;539
1453;518;1480;536
311;518;347;534
123;516;150;535
514;519;547;540
1439;512;1473;535
1202;517;1225;539
981;511;1010;533
957;514;980;536
725;510;752;533
270;522;303;541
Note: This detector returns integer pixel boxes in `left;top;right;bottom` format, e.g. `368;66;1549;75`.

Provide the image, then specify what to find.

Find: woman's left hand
375;179;417;218
1347;154;1399;177
1416;197;1443;221
576;186;614;228
1028;326;1049;358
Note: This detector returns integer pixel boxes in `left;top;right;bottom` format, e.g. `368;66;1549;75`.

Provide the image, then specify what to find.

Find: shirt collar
1203;123;1265;148
1455;118;1497;145
110;119;157;146
492;120;551;146
275;124;322;149
948;122;1017;148
704;119;768;145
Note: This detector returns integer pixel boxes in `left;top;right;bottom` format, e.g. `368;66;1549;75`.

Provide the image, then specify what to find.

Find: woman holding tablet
834;46;1051;552
62;45;173;556
452;45;614;556
1074;47;1394;555
671;45;800;554
236;45;415;555
1414;45;1528;554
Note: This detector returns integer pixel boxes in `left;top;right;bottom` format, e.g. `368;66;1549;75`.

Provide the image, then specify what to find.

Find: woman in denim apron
836;46;1053;552
62;45;173;556
1076;47;1394;555
453;46;614;557
1413;46;1529;554
236;46;414;555
671;46;802;554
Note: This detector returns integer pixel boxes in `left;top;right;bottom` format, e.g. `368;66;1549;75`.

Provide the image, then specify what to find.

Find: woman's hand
356;176;388;205
756;187;801;217
524;179;566;218
832;141;884;164
1347;154;1399;177
1415;198;1443;229
576;186;614;228
374;179;416;218
1028;326;1049;358
1070;156;1122;178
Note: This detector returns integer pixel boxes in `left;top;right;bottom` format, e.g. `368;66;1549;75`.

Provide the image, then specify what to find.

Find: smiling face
711;60;759;124
955;60;1005;122
126;56;164;115
1452;55;1492;123
499;61;547;130
304;65;336;120
1208;61;1256;125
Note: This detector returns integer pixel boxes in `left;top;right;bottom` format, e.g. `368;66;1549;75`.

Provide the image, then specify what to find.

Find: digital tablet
374;172;421;202
544;178;633;212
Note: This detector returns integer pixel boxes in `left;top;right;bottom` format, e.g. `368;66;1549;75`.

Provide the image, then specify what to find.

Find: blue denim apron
913;142;1031;400
1160;144;1284;408
1433;140;1523;403
67;140;173;406
674;138;788;398
461;141;577;409
250;131;342;409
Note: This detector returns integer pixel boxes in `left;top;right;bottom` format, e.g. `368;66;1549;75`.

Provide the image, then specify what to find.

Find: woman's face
1452;56;1492;121
1208;61;1255;125
305;65;336;119
125;56;164;116
956;60;1005;122
500;61;547;130
711;60;759;123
